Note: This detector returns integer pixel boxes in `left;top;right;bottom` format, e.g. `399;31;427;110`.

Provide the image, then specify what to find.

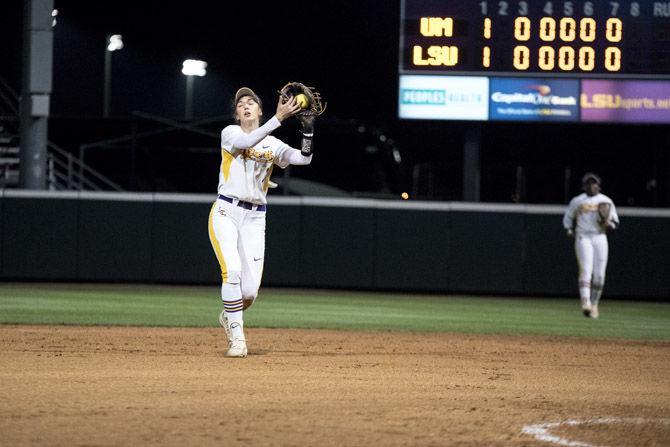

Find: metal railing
0;75;19;120
0;144;19;188
0;134;123;191
0;73;122;191
47;142;123;191
77;111;225;170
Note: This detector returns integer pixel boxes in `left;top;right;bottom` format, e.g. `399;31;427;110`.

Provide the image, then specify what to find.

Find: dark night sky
2;0;669;205
43;0;403;125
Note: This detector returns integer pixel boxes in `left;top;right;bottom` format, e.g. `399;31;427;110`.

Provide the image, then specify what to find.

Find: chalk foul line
521;417;670;447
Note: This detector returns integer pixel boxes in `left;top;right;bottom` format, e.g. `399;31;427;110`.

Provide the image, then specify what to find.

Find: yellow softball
295;93;309;109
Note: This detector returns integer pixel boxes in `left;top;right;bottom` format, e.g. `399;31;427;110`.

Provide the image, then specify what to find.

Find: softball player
563;173;619;319
209;87;308;357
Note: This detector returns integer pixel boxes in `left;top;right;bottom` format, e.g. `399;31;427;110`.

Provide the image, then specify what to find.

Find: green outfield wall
1;191;668;299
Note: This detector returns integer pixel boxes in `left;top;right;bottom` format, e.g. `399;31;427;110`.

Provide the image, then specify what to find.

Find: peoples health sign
399;75;489;120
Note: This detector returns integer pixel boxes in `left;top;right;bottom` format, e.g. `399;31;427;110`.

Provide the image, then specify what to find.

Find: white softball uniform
563;192;619;309
208;116;311;310
217;116;310;205
563;193;619;237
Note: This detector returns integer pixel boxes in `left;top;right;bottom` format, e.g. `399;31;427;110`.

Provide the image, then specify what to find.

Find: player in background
208;87;310;357
562;173;619;319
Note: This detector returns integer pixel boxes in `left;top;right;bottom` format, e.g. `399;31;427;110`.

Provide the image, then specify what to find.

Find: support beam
185;75;194;120
462;124;481;202
103;34;112;118
18;0;54;189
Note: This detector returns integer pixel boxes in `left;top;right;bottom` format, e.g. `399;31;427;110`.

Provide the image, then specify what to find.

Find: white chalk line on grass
521;417;670;447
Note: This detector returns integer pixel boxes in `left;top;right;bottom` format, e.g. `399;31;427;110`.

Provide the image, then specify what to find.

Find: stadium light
181;59;207;77
107;34;124;52
104;34;124;118
182;59;208;119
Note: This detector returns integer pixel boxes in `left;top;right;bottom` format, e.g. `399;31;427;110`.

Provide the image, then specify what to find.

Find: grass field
0;282;668;340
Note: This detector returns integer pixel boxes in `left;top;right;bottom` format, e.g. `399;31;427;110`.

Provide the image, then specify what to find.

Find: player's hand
275;96;301;122
566;229;574;238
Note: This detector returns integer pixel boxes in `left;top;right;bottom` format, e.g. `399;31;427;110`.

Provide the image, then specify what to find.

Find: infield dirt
1;325;668;446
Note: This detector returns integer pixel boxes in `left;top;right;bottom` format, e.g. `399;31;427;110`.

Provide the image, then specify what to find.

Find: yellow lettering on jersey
579;203;598;213
242;148;274;163
221;150;234;182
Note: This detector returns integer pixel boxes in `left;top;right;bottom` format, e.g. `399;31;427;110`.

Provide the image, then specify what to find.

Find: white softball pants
208;198;266;307
575;233;608;297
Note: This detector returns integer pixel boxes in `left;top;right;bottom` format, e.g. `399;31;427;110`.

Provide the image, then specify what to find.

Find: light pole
103;34;123;118
181;59;207;120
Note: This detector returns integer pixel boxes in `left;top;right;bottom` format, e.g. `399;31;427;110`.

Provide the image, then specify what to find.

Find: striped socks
223;298;244;313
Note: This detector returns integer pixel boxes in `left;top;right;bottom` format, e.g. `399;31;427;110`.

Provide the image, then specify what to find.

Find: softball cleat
226;337;248;358
590;305;599;319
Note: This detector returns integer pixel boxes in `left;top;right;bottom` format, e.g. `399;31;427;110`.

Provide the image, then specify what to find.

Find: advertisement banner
489;78;579;122
581;80;670;124
398;75;489;121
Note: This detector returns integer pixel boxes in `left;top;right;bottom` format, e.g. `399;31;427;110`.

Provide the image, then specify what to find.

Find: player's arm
562;199;578;237
605;200;620;230
274;141;312;167
222;118;281;155
286;149;312;165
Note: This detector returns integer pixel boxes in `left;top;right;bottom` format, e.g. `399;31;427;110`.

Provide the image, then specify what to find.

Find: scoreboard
398;0;670;123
